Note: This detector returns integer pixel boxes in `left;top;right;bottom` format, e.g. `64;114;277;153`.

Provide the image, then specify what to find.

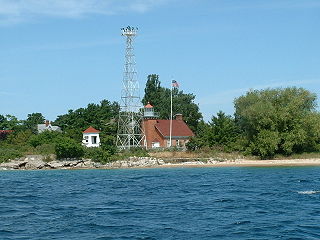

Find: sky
0;0;319;122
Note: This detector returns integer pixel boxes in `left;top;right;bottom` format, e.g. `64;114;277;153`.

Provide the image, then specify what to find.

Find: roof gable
154;120;194;138
83;126;100;133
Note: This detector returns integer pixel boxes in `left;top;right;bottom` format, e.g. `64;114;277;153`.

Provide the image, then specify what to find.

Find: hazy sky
0;0;319;121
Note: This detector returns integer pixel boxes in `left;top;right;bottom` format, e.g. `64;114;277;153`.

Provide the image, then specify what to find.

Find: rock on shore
104;157;165;168
0;155;237;170
0;155;167;170
0;155;100;170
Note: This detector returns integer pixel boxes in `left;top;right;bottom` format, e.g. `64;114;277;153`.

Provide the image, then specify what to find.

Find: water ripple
0;167;320;239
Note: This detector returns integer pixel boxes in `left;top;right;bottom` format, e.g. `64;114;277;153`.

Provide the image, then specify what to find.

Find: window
92;136;97;144
152;142;160;148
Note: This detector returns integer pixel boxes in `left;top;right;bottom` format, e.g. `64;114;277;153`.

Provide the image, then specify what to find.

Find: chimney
45;120;50;127
175;114;183;121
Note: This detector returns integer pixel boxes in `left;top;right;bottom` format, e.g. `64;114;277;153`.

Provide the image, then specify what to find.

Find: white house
82;126;101;147
37;120;61;133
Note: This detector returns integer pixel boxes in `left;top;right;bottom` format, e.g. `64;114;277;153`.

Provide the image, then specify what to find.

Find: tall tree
208;111;239;147
54;99;119;140
0;114;20;130
23;113;45;133
142;74;202;131
234;87;320;158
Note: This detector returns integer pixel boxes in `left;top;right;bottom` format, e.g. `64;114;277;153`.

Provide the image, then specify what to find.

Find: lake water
1;167;320;239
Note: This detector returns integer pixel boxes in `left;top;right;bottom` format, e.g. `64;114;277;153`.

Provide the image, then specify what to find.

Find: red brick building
142;103;194;149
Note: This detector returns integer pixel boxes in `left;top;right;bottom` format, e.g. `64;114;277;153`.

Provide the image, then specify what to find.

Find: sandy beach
155;158;320;168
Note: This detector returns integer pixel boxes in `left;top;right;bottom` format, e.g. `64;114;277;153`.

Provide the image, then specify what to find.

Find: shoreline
154;159;320;168
2;156;320;171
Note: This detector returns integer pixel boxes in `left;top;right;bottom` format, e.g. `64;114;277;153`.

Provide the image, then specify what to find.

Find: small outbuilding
82;126;101;148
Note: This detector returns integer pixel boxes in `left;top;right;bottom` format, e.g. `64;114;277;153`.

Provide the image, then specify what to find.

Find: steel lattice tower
116;26;145;150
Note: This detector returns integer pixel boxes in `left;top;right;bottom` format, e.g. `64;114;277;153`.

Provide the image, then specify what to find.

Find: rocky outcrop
0;155;226;170
0;155;100;170
104;157;165;168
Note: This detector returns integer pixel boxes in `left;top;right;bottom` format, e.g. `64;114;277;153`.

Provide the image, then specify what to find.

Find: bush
100;135;117;155
28;131;62;148
55;137;84;159
84;147;111;163
35;143;56;155
127;147;149;157
0;148;22;163
186;137;205;151
6;130;33;145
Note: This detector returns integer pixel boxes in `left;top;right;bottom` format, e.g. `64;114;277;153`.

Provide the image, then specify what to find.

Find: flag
172;80;179;88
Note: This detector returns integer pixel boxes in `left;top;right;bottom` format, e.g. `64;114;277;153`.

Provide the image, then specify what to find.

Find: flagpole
169;79;173;147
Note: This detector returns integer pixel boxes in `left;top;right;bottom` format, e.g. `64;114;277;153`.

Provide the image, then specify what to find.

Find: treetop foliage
54;99;119;137
234;87;320;157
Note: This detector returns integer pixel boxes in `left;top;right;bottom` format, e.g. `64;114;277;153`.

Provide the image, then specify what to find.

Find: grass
148;148;249;160
274;152;320;160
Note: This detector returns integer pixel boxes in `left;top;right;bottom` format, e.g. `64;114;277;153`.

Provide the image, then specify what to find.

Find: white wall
82;133;101;147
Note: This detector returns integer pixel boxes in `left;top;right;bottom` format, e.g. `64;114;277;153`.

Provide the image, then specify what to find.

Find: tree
142;74;202;131
23;113;45;132
54;99;119;139
186;120;211;151
28;130;62;148
0;115;5;130
208;111;239;148
0;114;20;130
234;87;320;158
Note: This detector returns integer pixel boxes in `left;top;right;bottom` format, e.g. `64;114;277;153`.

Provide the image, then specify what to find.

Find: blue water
1;167;320;240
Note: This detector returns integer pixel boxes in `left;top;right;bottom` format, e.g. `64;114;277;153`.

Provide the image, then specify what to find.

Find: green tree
142;74;202;131
23;113;45;133
28;131;62;148
0;114;20;130
234;87;320;157
186;120;211;151
6;130;33;146
54;99;119;139
208;111;239;148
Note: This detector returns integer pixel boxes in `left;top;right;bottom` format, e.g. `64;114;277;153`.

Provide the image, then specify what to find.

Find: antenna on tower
116;26;145;150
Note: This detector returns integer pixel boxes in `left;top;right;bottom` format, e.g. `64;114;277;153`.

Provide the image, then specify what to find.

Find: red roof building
83;126;100;134
82;126;101;148
142;104;194;149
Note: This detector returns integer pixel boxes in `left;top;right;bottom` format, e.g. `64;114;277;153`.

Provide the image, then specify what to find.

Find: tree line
188;87;320;158
1;74;320;161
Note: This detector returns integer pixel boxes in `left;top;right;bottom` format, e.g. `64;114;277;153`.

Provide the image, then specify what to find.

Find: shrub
0;148;22;163
84;147;111;163
35;143;56;155
29;131;62;148
128;147;149;157
186;137;205;151
6;130;33;145
100;135;117;155
55;137;84;159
